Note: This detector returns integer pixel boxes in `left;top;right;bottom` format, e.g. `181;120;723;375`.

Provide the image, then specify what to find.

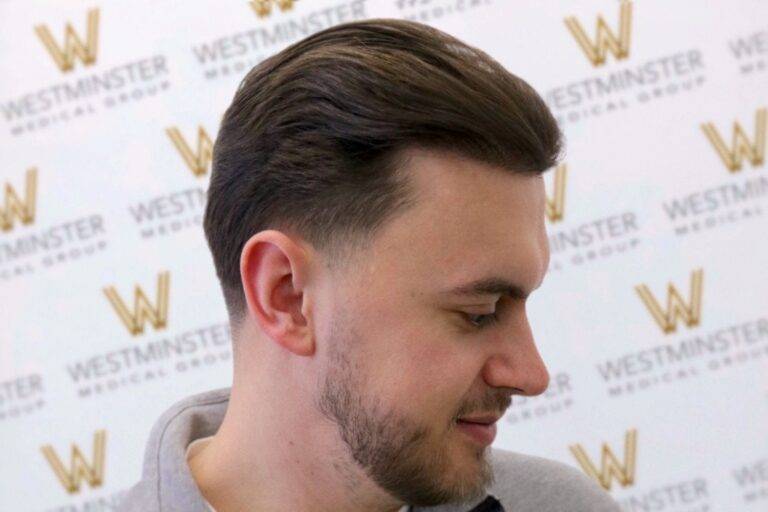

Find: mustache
455;388;515;419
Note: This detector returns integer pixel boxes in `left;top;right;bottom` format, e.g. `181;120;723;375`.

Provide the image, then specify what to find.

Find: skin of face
191;146;552;512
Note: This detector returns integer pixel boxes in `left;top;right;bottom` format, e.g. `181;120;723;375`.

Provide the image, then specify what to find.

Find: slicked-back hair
203;18;563;326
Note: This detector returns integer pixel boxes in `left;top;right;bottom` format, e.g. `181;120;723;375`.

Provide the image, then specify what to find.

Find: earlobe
239;230;315;357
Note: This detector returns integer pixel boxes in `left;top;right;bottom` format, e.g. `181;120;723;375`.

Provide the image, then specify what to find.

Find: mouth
455;417;499;446
458;414;501;424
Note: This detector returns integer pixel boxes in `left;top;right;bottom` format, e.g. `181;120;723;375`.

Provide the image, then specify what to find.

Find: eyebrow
441;277;531;299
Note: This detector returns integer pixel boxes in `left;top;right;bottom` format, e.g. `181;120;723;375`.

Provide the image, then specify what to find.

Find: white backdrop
1;1;767;510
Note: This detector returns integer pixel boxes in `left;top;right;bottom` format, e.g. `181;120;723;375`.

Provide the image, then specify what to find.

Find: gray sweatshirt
116;387;620;512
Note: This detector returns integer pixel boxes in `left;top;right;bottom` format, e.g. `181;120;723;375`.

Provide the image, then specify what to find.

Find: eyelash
464;311;500;329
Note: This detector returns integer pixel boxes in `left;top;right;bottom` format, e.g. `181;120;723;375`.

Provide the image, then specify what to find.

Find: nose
481;313;550;396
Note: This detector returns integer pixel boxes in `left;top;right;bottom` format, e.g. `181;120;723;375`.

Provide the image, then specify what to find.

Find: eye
464;311;500;329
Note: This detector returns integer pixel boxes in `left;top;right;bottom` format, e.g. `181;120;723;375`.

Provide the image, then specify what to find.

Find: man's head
203;18;562;508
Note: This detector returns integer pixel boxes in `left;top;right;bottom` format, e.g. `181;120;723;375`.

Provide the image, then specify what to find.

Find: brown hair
203;18;563;325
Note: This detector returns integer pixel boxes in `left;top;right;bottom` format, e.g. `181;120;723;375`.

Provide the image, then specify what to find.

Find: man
118;18;620;512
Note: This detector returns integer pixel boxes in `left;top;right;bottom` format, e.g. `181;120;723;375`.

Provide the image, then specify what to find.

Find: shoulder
487;447;621;512
116;481;155;512
115;387;232;512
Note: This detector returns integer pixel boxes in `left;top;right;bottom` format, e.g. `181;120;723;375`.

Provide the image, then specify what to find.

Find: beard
314;315;496;507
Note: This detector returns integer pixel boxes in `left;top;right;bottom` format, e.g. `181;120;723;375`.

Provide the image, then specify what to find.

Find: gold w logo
1;168;37;232
635;269;703;334
569;429;637;491
701;107;766;172
34;8;99;73
545;164;567;223
564;1;632;67
166;126;214;178
250;0;298;18
41;429;106;494
103;271;170;336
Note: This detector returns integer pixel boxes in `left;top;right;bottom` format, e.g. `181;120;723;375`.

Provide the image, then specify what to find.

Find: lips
456;419;498;445
457;414;501;425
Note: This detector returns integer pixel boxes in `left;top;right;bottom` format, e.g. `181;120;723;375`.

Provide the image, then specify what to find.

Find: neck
187;370;407;512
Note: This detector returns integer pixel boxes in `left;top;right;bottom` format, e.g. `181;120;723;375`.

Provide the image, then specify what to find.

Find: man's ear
239;229;314;356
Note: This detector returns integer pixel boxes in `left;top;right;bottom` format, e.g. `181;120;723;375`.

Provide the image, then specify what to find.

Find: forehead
364;147;548;292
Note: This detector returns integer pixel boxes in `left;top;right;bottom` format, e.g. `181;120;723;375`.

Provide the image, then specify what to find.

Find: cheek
362;315;477;418
379;324;480;424
413;340;480;419
347;284;478;419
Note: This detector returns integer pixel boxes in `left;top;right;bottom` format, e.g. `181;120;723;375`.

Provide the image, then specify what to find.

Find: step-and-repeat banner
2;1;767;510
